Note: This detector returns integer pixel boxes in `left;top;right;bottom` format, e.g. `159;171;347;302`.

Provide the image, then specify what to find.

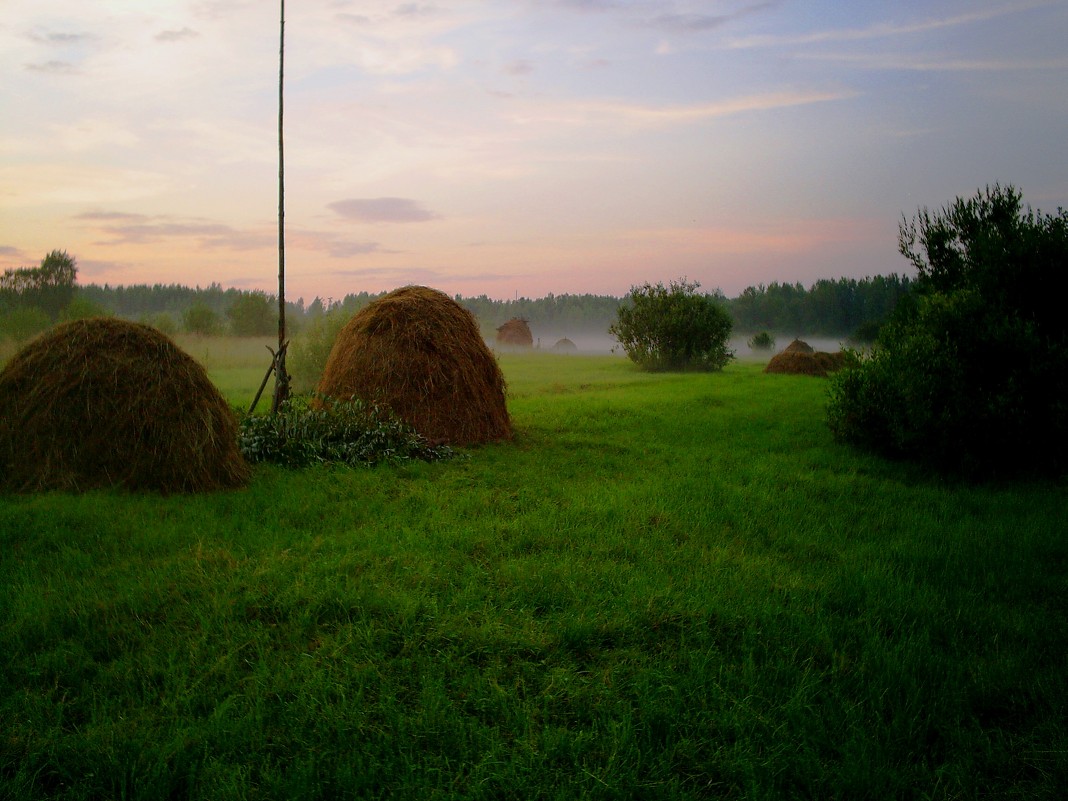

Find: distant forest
74;274;911;340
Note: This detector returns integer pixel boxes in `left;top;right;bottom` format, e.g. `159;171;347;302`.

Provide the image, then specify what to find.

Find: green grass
2;353;1066;800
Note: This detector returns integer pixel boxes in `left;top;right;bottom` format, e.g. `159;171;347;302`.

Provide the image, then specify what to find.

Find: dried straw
765;348;847;377
783;338;815;354
317;286;512;445
495;318;533;348
0;318;250;493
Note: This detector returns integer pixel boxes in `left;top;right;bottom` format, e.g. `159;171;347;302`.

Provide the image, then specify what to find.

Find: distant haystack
552;337;578;353
765;342;848;377
496;318;533;348
0;318;249;493
783;338;815;354
317;285;512;445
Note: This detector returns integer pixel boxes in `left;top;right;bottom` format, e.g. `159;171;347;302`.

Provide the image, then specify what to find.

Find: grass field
2;347;1066;799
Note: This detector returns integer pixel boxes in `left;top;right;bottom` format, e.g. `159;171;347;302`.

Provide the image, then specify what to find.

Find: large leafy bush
828;185;1068;476
609;278;734;371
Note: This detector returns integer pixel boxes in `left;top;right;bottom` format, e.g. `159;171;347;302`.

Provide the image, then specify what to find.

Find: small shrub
747;331;775;350
609;278;734;372
0;307;51;342
59;296;109;322
239;395;458;468
143;312;179;336
288;310;349;392
183;304;222;336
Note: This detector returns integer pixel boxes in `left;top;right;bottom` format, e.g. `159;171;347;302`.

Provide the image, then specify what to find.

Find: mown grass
2;352;1066;800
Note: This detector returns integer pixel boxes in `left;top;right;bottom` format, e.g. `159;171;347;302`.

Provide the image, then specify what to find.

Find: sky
1;1;1066;303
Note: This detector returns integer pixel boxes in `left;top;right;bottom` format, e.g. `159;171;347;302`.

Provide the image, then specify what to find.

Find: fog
523;330;850;359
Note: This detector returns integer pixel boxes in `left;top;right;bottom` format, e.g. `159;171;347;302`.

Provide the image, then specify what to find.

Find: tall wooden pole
272;0;290;412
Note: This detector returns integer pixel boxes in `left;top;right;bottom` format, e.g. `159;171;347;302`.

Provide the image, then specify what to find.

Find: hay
552;337;577;353
317;286;512;445
783;338;815;354
764;348;848;377
496;318;533;348
0;318;250;493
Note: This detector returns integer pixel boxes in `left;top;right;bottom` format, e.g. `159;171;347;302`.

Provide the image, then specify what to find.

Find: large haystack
496;318;533;348
765;348;848;377
0;318;249;493
317;285;512;445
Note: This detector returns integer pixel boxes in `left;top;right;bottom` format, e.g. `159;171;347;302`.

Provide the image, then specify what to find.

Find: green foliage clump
747;330;775;350
828;185;1068;476
141;311;179;336
239;395;456;468
58;295;109;322
288;310;349;392
609;278;734;371
227;291;275;336
0;307;50;342
182;303;222;336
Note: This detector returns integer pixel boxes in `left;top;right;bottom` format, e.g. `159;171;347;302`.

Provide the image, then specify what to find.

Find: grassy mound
0;318;249;493
317;286;512;446
496;317;533;348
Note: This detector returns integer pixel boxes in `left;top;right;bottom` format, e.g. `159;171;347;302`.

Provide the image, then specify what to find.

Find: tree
609;278;734;371
227;291;275;336
0;250;78;319
183;304;222;336
0;307;51;342
828;185;1068;476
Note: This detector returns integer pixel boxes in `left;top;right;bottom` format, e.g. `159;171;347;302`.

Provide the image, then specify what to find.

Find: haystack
552;337;577;353
765;348;847;377
317;286;512;445
783;338;815;354
0;318;249;493
496;318;533;348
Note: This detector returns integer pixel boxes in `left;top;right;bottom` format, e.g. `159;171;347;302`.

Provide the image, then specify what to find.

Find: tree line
2;252;913;343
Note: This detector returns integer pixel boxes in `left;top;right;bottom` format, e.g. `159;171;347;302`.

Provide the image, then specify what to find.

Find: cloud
394;4;440;17
726;1;1055;48
28;30;94;46
512;89;858;129
328;197;439;223
75;211;147;222
24;60;78;74
324;240;382;258
798;53;1068;72
505;59;535;75
155;28;200;43
82;216;273;250
553;0;621;11
650;13;730;34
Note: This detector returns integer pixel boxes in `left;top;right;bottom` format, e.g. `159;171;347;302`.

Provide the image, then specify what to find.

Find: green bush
0;307;51;342
609;278;734;371
142;312;179;336
58;296;109;322
288;310;349;392
747;330;775;350
227;291;275;337
182;304;222;336
238;395;457;468
828;185;1068;477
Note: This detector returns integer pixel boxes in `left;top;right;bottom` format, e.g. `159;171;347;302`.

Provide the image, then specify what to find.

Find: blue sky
1;0;1065;301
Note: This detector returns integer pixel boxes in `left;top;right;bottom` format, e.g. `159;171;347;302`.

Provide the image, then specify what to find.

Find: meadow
1;342;1066;799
